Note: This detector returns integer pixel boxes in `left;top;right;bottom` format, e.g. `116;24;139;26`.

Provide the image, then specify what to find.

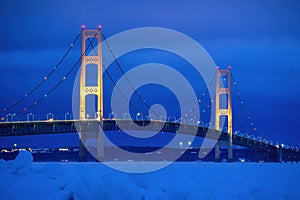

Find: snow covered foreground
0;151;300;200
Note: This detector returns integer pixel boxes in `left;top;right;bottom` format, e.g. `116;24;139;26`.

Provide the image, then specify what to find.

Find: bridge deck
0;119;299;161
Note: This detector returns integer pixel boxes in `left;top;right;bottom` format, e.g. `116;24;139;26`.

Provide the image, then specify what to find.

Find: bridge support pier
78;128;104;162
79;132;87;162
277;147;282;163
215;140;233;162
96;128;104;161
228;136;233;162
215;141;221;162
265;150;270;162
255;150;259;162
255;150;266;162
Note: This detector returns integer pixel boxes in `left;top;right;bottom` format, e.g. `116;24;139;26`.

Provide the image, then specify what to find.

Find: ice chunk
12;150;33;171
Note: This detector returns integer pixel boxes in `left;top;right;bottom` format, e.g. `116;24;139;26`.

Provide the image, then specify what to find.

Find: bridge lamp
167;116;172;122
27;113;34;121
136;113;143;121
65;112;72;120
179;141;183;149
123;113;130;120
188;141;192;147
187;119;194;125
47;113;54;121
94;112;100;119
6;113;14;122
208;122;212;128
149;114;155;121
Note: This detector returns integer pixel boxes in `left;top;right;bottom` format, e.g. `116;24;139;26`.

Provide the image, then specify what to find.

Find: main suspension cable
1;32;81;115
13;32;97;116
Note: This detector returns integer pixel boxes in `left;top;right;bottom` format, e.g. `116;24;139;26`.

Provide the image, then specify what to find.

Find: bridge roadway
0;119;299;162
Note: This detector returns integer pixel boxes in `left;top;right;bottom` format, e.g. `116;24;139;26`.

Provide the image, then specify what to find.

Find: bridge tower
80;26;103;120
79;26;104;162
215;66;233;162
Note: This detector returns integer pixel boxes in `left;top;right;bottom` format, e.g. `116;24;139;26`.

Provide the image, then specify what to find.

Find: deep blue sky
0;0;300;147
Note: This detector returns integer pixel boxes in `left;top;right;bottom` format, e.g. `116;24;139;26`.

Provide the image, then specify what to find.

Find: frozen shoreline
1;151;300;199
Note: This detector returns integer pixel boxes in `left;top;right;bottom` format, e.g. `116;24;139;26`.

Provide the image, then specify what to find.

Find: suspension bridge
0;26;299;163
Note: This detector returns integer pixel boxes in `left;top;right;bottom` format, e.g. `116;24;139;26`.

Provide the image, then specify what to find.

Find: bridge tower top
79;26;103;121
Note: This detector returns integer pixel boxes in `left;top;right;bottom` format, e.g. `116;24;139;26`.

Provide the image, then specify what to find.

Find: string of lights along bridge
0;26;299;163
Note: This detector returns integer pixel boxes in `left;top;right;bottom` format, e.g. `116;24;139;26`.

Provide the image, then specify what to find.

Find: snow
0;151;300;200
11;150;33;171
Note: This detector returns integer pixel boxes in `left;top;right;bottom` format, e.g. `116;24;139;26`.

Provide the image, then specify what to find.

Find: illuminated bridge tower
80;26;103;120
79;26;104;162
215;66;233;162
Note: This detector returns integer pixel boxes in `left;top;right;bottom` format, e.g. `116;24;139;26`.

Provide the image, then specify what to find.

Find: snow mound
11;150;33;171
0;157;300;199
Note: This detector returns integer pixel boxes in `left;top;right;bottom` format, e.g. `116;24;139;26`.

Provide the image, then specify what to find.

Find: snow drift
0;151;299;199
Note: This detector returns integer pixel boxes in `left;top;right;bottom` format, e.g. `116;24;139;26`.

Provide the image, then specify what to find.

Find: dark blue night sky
0;0;300;147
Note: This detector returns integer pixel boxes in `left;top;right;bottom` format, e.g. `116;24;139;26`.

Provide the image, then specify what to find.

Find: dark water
0;147;262;162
